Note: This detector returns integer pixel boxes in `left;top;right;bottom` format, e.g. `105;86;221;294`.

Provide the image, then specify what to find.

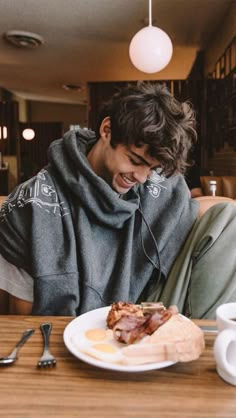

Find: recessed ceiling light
3;30;44;49
62;84;83;92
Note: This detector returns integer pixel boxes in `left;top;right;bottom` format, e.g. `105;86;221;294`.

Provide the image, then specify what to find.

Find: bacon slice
106;301;178;344
106;302;144;329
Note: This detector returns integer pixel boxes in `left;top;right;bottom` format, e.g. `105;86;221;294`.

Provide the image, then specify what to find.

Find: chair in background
200;176;236;198
0;196;7;207
195;196;235;217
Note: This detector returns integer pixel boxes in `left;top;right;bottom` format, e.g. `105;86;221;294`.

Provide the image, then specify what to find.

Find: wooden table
0;316;235;417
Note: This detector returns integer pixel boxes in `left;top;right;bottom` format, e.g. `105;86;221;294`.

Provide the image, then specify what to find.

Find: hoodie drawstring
138;202;162;285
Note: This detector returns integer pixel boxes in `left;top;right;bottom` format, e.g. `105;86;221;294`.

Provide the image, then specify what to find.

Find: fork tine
37;356;56;368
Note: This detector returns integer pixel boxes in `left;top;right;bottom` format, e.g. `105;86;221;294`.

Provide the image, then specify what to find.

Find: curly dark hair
95;82;197;176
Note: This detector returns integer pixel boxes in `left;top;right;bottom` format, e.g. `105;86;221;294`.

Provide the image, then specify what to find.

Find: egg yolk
85;328;107;341
92;343;117;353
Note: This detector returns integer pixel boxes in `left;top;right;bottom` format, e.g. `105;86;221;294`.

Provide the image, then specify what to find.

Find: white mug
214;303;236;385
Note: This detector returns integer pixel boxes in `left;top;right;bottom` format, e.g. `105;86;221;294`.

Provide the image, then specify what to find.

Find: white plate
63;306;177;372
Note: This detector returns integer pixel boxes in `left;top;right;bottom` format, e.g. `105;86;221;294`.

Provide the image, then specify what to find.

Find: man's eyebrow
129;151;151;166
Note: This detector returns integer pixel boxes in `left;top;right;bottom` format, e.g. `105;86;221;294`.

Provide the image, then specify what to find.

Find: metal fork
37;323;56;368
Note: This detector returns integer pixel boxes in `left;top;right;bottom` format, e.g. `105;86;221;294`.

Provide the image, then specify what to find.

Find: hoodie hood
47;129;140;228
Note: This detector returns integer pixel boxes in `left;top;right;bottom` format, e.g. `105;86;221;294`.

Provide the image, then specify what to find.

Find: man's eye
128;157;141;166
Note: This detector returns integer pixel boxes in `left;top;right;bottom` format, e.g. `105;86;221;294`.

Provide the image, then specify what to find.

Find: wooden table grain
0;315;235;418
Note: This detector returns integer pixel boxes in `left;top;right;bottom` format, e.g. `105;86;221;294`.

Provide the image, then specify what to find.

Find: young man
0;82;235;318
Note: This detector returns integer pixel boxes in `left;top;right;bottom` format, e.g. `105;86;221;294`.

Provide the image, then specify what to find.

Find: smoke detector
3;30;44;49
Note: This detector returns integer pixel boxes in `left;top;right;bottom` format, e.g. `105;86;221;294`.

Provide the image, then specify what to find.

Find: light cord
149;0;152;27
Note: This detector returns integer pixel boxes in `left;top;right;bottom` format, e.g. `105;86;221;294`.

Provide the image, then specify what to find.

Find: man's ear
99;117;111;143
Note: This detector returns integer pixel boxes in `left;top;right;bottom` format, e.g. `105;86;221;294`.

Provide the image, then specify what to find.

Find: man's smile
120;174;136;188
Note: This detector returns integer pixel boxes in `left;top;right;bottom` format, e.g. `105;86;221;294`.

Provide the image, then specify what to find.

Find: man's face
96;142;160;194
87;117;160;194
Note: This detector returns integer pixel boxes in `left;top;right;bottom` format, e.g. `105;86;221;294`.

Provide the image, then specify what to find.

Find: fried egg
71;327;125;364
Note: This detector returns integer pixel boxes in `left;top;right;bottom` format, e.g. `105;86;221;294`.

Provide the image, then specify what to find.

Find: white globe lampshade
129;25;173;73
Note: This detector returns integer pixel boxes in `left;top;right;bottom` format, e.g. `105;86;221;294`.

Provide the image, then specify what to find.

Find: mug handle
214;329;236;376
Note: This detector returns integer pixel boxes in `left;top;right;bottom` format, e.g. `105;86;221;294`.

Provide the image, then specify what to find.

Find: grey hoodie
0;129;199;315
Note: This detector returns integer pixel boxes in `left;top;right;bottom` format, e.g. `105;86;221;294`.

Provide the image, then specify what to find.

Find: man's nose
134;167;151;184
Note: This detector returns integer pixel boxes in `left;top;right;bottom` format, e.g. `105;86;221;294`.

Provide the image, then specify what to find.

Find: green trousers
147;202;236;319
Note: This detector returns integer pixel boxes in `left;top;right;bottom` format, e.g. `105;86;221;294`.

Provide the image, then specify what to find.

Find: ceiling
0;0;233;105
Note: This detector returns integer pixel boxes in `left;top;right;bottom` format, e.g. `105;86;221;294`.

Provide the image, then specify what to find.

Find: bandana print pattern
0;169;69;221
146;170;167;198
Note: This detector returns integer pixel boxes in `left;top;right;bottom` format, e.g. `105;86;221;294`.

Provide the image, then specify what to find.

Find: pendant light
129;0;173;73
